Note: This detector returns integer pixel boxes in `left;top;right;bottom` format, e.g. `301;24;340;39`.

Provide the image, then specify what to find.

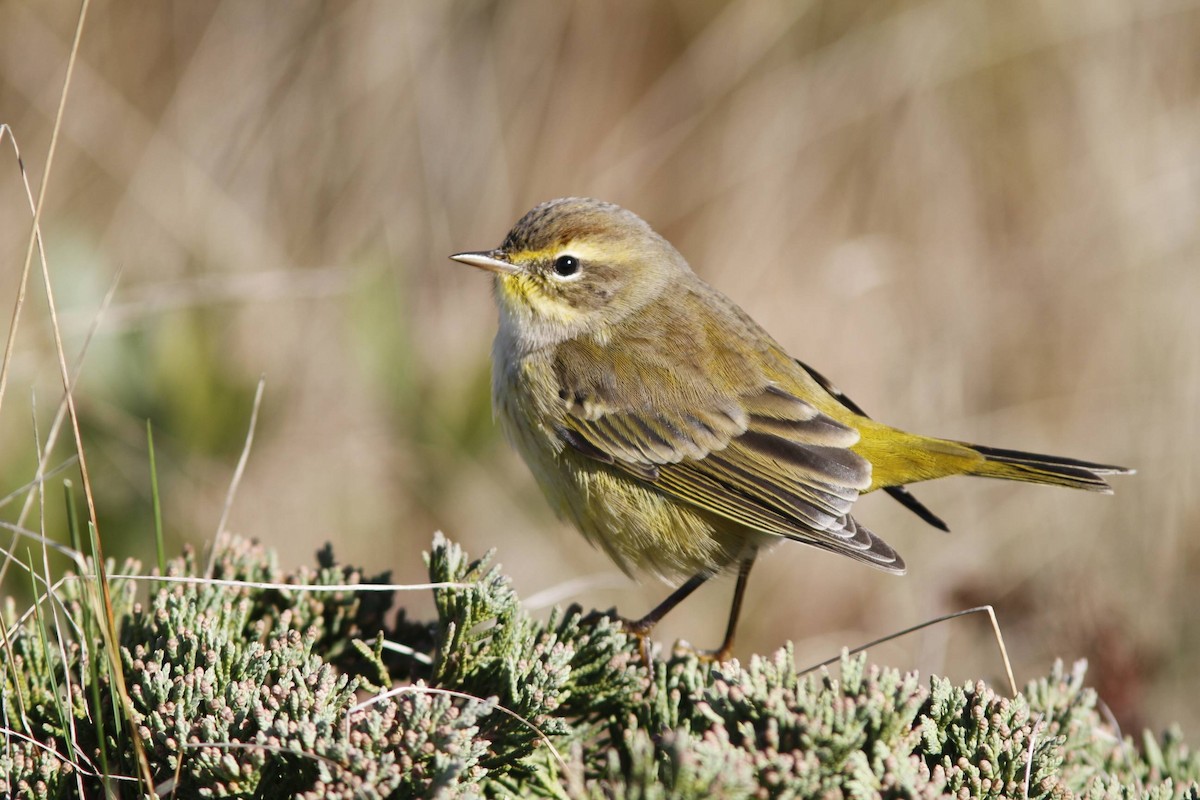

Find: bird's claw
579;608;657;667
671;639;735;665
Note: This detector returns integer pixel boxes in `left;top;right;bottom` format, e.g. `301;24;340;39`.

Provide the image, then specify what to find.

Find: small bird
451;197;1130;660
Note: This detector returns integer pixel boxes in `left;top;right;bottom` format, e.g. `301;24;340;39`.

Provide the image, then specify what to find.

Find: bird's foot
580;608;656;668
670;640;736;665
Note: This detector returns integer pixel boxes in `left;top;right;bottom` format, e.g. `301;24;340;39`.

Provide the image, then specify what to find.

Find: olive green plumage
451;197;1130;655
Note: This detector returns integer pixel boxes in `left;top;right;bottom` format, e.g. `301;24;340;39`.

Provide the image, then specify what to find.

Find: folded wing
556;382;906;573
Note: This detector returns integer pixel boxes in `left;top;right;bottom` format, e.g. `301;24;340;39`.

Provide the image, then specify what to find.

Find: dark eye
553;255;580;277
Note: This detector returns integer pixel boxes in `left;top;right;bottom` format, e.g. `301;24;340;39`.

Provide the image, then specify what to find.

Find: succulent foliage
1;533;1196;798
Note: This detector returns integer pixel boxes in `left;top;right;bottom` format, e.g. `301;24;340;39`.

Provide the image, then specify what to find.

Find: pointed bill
449;250;520;275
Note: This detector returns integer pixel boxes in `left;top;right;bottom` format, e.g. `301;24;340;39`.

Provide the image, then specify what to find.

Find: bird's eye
552;255;580;277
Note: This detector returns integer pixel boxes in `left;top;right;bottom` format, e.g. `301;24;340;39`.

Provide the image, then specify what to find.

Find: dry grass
1;0;1197;739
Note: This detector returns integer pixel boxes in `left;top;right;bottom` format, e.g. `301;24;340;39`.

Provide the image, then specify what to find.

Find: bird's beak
449;250;520;275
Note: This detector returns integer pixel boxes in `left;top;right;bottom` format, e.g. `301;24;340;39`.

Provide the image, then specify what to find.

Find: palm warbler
451;197;1130;659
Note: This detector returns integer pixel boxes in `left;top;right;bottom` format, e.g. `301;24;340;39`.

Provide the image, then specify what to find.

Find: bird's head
451;197;688;349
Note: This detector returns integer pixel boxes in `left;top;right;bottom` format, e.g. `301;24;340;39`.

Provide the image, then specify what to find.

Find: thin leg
610;571;713;669
713;549;758;662
628;571;713;635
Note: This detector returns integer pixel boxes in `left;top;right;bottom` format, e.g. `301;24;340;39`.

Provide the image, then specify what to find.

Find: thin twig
1023;713;1044;798
0;525;88;571
206;376;266;577
102;574;471;593
798;605;1018;697
0;124;48;426
1096;696;1141;794
0;269;117;591
175;740;346;773
347;685;570;775
378;640;434;666
25;2;155;793
0;725;134;783
0;458;80;588
32;399;87;798
16;272;121;530
3;570;84;644
0;458;79;511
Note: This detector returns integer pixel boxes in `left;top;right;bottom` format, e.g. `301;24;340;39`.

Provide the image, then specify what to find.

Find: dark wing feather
794;358;950;533
557;382;905;573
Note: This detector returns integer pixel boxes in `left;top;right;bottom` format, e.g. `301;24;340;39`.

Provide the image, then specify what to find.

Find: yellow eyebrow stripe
507;241;616;266
505;248;553;263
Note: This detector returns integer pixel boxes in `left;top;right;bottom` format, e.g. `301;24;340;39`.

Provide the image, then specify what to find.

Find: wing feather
794;358;950;532
554;377;904;570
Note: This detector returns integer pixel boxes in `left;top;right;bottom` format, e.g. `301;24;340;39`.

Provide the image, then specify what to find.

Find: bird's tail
855;421;1133;493
963;443;1132;493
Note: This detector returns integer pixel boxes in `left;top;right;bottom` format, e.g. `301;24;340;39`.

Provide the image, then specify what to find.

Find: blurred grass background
0;0;1196;739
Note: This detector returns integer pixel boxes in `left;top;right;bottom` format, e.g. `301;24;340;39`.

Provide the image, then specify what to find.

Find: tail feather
883;485;950;531
966;443;1133;493
793;359;953;532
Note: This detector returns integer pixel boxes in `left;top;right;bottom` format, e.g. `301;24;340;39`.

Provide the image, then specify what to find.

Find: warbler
451;197;1130;660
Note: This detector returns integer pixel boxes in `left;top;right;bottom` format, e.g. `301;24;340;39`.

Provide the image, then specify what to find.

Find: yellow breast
491;348;758;580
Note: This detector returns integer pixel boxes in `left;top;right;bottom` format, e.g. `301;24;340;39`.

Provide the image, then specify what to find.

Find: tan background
1;1;1196;739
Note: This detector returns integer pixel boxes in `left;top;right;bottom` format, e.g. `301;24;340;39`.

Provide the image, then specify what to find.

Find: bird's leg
626;571;712;635
709;549;758;663
602;571;711;665
624;548;759;664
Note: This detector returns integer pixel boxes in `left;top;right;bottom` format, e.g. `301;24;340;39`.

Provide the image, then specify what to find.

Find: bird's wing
793;358;950;533
555;382;905;573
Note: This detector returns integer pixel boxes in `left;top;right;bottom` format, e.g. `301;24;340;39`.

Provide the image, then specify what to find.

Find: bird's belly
496;391;753;581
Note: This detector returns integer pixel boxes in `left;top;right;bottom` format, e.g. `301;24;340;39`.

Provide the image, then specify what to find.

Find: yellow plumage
452;197;1130;658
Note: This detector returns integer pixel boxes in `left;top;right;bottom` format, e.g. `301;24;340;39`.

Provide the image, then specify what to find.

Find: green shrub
2;533;1196;798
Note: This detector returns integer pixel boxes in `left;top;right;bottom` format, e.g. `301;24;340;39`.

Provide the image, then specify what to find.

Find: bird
450;197;1131;661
